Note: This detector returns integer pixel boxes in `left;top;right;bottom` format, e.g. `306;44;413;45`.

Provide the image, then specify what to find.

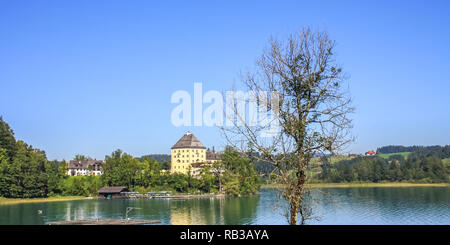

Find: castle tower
170;131;207;174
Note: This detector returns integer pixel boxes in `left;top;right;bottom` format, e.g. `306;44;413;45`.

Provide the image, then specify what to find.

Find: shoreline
126;193;226;199
0;193;228;205
0;196;90;205
2;182;449;205
261;182;450;188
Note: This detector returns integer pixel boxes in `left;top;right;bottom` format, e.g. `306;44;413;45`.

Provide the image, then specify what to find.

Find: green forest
318;147;450;183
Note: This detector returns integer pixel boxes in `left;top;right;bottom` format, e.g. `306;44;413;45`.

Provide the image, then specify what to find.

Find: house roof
68;160;103;169
206;152;221;161
191;162;204;168
171;131;206;149
98;186;128;194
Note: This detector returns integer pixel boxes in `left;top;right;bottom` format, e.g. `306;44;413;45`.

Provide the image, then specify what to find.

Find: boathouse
98;186;129;199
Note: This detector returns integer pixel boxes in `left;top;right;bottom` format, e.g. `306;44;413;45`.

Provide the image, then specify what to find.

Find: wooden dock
47;219;161;225
128;194;226;199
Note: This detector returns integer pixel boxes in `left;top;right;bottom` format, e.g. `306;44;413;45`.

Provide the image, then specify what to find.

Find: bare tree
221;28;354;225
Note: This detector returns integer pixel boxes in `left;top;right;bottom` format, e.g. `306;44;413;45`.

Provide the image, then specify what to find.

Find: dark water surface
0;187;449;225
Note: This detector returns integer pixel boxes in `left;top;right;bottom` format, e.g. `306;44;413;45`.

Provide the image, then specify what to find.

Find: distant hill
376;145;442;154
318;145;450;183
140;154;170;162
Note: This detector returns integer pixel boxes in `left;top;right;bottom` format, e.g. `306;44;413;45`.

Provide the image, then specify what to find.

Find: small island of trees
0;117;260;199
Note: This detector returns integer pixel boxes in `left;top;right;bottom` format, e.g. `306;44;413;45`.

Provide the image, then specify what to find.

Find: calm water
1;187;449;225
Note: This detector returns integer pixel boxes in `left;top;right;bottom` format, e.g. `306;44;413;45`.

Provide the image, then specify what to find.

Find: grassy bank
377;152;412;159
0;196;90;205
261;182;450;189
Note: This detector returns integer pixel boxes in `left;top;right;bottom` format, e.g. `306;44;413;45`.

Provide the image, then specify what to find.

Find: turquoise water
0;187;449;225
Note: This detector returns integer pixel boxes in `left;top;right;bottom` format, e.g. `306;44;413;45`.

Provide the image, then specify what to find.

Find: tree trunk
290;163;307;225
289;204;298;225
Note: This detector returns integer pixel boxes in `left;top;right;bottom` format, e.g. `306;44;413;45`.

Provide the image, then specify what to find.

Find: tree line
138;154;171;166
318;148;450;183
376;145;443;154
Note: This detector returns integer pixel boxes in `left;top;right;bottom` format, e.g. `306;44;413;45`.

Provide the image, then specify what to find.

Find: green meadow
377;152;411;159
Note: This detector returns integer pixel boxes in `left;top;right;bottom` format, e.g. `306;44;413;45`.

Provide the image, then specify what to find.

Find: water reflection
170;198;222;225
0;187;448;225
308;187;450;225
170;195;259;225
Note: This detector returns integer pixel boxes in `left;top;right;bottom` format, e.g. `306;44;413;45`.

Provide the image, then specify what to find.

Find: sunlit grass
442;158;450;167
0;196;88;205
261;182;450;188
377;152;411;159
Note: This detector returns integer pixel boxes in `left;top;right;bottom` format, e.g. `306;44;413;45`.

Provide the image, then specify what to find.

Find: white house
67;160;103;176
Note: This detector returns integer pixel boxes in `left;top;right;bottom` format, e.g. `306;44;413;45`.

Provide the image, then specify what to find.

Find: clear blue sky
1;0;450;160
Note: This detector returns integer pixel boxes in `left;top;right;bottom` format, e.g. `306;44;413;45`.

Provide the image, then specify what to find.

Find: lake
1;187;449;225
